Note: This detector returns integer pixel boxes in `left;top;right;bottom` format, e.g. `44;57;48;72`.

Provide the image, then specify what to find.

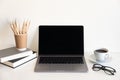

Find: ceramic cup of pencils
10;20;30;51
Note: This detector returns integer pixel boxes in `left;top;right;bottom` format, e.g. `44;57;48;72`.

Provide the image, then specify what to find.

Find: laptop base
34;57;88;72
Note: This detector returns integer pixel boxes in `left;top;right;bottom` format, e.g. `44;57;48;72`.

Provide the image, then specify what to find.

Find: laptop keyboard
39;57;83;64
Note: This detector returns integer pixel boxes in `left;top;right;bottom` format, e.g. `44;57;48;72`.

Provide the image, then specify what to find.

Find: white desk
0;52;120;80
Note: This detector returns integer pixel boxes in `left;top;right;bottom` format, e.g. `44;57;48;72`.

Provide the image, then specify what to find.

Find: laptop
35;25;88;72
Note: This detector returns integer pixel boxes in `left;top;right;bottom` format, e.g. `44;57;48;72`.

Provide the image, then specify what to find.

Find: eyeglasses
92;64;116;75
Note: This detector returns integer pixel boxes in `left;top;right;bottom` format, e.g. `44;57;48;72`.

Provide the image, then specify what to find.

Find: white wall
0;0;120;52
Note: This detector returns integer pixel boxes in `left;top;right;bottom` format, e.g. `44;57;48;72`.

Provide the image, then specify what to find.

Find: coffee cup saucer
89;54;112;64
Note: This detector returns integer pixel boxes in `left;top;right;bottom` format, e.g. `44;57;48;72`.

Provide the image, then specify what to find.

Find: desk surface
0;52;120;80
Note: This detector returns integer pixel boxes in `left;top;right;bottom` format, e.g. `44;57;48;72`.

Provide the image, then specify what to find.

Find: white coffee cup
94;48;109;62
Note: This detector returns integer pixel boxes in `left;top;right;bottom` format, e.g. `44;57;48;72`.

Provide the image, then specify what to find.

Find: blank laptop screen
39;25;84;55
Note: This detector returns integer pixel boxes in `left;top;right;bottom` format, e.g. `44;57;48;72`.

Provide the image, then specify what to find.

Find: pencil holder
14;34;27;51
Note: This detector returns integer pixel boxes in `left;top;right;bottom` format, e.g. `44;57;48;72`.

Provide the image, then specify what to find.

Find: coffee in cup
94;48;109;62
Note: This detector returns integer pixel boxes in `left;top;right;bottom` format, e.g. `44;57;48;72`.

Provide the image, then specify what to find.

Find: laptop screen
39;25;84;56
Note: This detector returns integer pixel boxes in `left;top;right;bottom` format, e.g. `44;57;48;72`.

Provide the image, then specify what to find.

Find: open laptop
35;25;88;72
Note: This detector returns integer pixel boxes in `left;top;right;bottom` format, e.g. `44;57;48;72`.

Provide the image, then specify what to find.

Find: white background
0;0;120;52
